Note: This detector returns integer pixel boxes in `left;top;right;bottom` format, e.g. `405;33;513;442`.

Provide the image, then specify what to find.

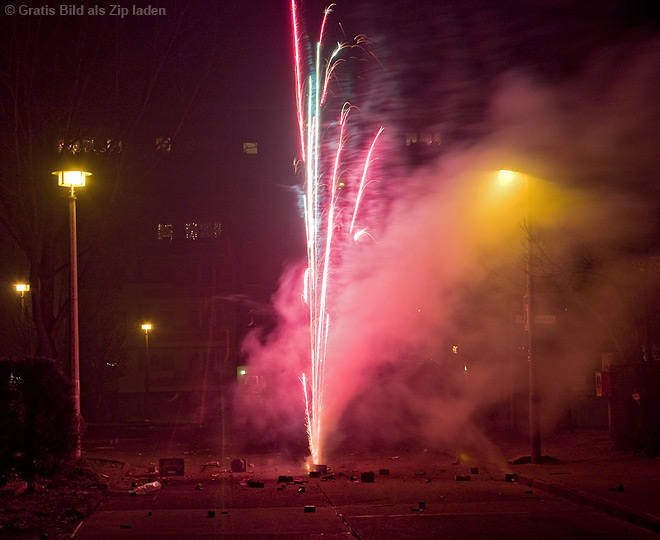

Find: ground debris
0;458;122;540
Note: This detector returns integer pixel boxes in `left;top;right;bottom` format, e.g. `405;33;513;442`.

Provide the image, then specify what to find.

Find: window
405;133;418;146
199;222;222;239
185;223;198;240
243;142;258;154
156;137;172;153
158;223;174;241
105;139;123;153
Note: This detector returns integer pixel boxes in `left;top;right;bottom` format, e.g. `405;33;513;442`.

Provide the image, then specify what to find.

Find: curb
517;475;660;535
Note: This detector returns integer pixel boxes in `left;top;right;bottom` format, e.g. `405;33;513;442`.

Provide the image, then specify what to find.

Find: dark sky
2;0;659;289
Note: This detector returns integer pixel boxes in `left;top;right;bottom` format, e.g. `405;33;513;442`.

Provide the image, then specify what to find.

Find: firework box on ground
159;458;184;476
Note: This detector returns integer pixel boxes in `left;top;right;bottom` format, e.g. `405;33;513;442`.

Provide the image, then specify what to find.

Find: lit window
158;223;174;240
105;139;123;153
199;222;222;239
156;137;172;153
243;142;258;154
405;133;418;146
185;222;198;240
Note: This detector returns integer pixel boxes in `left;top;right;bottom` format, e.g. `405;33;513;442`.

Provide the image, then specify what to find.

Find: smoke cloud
233;22;660;463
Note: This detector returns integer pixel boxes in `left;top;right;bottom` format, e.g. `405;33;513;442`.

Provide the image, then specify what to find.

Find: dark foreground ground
2;426;660;539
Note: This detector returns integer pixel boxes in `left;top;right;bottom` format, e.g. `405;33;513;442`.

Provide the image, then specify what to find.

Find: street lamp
498;169;541;464
141;323;152;419
14;282;30;313
54;169;91;460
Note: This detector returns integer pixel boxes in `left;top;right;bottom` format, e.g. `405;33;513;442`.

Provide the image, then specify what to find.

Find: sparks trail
291;1;384;464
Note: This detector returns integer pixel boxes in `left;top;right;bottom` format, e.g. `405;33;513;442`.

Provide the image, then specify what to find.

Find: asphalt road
74;449;659;540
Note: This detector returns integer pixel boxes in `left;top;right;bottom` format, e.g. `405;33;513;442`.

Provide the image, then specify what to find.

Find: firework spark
291;1;384;464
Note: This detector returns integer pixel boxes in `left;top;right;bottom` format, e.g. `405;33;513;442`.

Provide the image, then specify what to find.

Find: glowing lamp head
497;169;520;185
15;283;30;293
141;323;152;332
53;170;90;187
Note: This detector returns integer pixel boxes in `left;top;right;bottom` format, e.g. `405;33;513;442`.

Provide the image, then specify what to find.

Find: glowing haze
233;4;660;464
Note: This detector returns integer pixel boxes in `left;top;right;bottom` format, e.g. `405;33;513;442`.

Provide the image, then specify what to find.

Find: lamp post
14;282;30;314
54;169;90;460
141;323;152;419
498;170;541;464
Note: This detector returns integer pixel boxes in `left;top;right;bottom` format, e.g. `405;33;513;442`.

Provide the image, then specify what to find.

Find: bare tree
0;2;220;365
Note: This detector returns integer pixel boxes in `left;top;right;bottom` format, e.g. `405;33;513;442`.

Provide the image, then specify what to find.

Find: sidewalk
498;428;660;535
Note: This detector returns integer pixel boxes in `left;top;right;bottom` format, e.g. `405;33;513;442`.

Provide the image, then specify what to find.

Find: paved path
75;429;660;539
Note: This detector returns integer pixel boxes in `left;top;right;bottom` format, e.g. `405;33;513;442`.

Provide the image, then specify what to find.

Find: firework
291;1;384;464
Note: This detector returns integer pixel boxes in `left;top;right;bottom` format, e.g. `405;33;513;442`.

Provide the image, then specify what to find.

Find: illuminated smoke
237;4;660;463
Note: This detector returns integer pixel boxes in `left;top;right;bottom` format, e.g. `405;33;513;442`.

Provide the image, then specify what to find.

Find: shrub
0;358;77;484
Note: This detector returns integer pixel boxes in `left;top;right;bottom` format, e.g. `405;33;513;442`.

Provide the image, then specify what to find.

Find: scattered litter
391;456;401;460
195;483;203;490
414;471;426;476
505;474;518;482
278;475;294;483
455;475;471;482
608;484;625;492
321;474;335;481
304;505;316;513
418;502;426;509
361;472;375;483
130;481;162;495
309;471;321;478
119;524;132;529
205;461;221;468
231;459;246;472
207;511;216;518
247;479;265;488
297;486;305;493
160;458;184;476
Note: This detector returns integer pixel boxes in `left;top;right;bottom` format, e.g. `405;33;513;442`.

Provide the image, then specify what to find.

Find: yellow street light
53;170;91;196
14;282;30;295
141;323;152;419
55;169;90;460
497;169;541;464
14;282;30;318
